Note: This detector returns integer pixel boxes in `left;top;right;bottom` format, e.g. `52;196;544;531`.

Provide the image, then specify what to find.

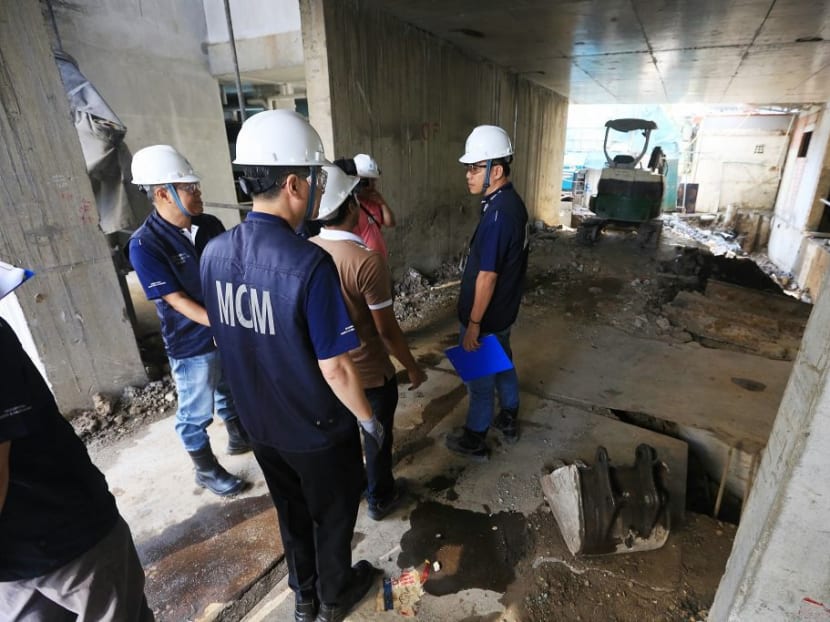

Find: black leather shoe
492;408;519;444
315;560;378;622
295;595;318;622
445;427;490;462
368;478;408;521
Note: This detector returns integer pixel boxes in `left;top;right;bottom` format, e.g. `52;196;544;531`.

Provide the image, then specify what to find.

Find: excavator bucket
541;444;671;556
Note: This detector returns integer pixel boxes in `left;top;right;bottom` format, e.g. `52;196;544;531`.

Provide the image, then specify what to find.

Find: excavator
577;118;666;246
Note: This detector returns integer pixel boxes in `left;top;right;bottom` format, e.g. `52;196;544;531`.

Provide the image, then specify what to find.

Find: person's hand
462;323;481;352
358;415;385;448
407;366;427;390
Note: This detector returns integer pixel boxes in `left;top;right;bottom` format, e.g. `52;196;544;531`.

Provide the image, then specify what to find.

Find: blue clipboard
445;334;514;382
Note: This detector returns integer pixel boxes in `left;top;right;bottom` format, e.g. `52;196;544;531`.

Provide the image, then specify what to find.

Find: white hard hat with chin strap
459;125;514;193
0;261;34;301
234;110;330;223
131;145;201;218
315;165;360;221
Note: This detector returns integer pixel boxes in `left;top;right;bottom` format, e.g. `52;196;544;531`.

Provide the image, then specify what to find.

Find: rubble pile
662;215;743;256
71;376;176;444
393;260;462;328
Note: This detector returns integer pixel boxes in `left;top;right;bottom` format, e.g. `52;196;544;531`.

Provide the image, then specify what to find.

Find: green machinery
578;118;665;245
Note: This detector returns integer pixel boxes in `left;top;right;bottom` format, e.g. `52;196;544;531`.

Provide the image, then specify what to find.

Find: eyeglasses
464;163;488;174
306;168;328;192
176;182;201;195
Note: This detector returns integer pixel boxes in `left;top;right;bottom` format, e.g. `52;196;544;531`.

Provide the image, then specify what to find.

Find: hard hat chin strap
482;160;494;194
165;183;196;218
305;168;318;222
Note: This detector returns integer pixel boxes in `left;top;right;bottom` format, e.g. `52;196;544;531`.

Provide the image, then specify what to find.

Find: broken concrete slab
514;318;791;453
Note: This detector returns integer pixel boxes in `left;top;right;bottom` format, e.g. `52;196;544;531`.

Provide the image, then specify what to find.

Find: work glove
359;415;385;448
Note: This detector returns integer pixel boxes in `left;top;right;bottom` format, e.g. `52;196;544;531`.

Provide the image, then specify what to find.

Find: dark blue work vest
200;212;357;452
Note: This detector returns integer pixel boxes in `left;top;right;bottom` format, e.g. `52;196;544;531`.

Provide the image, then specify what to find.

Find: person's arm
162;291;210;326
377;195;396;228
462;270;498;351
318;353;373;422
0;441;10;514
370;307;426;389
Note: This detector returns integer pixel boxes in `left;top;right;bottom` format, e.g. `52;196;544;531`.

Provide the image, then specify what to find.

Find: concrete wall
710;263;830;620
0;0;146;411
52;0;239;227
769;105;830;274
202;0;304;86
301;0;567;275
692;115;791;214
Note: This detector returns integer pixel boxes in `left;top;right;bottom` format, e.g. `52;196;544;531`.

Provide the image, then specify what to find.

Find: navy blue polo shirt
128;211;225;359
0;318;119;581
200;212;360;452
458;182;529;333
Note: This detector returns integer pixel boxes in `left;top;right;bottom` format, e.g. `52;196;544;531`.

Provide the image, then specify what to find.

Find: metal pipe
223;0;246;122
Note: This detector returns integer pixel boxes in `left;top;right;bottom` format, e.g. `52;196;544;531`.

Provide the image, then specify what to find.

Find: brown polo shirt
311;229;395;389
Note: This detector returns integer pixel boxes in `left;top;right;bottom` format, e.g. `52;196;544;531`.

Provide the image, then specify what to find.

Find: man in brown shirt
311;165;427;520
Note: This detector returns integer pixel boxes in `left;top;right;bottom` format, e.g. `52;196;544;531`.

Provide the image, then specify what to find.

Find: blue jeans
361;376;398;507
461;324;520;434
168;350;238;452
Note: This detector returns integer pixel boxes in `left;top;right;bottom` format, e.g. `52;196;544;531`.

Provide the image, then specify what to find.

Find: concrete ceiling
372;0;830;104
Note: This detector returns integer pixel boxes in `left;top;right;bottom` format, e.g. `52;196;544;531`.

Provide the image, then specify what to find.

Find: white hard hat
316;165;360;221
353;153;380;178
234;110;328;167
131;145;200;185
0;260;34;301
459;125;514;164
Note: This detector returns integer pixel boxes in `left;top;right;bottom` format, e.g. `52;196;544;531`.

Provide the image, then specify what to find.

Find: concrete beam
0;0;146;411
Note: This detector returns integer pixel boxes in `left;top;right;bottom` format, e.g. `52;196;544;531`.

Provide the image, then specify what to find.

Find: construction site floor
86;226;800;621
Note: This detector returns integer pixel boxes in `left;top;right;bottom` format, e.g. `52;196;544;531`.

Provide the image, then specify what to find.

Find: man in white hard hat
128;145;248;497
310;165;427;521
446;125;529;461
200;110;379;622
0;261;153;621
351;153;396;258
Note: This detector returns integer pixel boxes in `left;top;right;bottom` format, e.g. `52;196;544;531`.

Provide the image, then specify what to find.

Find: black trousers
362;375;399;507
252;430;364;605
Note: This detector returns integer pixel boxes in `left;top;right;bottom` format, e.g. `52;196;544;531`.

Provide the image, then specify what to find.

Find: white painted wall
53;0;239;228
692;115;791;214
202;0;305;87
203;0;301;42
769;105;830;275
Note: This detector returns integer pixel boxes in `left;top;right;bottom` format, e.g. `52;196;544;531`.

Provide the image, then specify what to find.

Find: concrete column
0;0;146;411
710;267;830;618
299;0;335;158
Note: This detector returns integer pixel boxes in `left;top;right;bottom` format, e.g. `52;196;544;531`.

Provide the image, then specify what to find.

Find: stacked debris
70;376;176;443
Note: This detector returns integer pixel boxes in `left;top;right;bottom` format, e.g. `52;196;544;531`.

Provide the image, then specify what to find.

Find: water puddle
398;501;528;596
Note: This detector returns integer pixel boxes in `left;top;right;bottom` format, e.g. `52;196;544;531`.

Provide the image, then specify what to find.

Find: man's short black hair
321;196;356;227
239;165;310;199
